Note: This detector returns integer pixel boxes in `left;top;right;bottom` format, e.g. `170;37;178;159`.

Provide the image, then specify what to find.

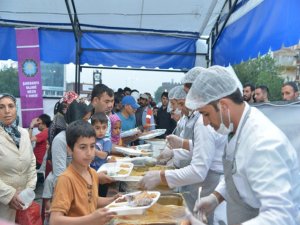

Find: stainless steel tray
111;193;186;225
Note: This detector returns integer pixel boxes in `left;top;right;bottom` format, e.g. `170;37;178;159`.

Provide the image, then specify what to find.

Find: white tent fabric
0;0;226;37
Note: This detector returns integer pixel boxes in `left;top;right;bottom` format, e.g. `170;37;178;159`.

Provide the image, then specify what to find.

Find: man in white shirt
185;66;300;225
139;68;228;225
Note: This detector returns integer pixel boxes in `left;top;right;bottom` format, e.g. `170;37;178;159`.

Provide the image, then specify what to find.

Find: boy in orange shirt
50;120;118;225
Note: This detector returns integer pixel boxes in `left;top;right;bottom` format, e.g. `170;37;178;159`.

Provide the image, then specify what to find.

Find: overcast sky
0;60;185;96
66;64;185;96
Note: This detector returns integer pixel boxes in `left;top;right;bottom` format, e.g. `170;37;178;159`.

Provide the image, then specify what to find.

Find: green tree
256;71;283;101
233;54;284;101
0;66;19;97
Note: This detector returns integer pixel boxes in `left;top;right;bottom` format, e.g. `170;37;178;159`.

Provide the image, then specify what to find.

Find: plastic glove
185;208;206;225
157;146;174;164
193;194;219;223
144;157;157;167
138;170;161;190
166;134;183;149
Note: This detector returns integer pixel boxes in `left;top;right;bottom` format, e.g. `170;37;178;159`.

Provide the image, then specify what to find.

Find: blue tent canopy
212;0;300;66
1;0;300;68
0;26;197;69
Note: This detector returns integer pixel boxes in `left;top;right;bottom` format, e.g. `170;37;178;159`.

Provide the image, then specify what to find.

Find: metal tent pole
65;0;82;94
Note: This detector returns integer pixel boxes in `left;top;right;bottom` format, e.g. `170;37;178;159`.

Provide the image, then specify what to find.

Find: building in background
41;63;65;97
161;80;181;91
66;82;93;96
273;43;300;82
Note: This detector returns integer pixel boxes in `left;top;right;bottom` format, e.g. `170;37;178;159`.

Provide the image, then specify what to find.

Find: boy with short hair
50;120;117;225
90;112;112;171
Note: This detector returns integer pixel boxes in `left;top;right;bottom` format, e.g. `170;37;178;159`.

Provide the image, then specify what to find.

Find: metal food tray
111;193;186;225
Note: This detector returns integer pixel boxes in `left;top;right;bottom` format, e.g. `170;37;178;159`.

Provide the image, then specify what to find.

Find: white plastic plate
135;143;152;151
106;191;160;215
97;162;133;181
115;146;151;156
120;128;140;138
138;129;167;140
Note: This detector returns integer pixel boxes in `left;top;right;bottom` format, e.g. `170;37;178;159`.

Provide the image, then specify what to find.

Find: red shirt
34;128;48;165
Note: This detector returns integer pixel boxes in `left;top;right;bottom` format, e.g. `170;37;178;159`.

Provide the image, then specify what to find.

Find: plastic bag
15;201;42;225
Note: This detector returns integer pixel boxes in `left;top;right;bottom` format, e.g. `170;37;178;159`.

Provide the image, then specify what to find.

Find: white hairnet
185;65;242;110
167;102;173;112
174;85;186;100
168;86;181;100
181;67;206;84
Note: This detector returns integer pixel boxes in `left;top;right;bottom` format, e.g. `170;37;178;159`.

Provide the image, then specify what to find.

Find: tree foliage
233;54;284;101
0;66;19;97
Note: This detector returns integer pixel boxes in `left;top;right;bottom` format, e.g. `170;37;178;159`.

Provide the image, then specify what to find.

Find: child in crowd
109;114;122;146
90;112;113;197
50;120;118;225
90;112;112;171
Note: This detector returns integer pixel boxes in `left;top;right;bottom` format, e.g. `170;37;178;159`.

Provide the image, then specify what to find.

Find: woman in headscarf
0;93;36;221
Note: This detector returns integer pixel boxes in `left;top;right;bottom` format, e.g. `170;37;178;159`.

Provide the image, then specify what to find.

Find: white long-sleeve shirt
165;114;226;188
216;104;300;225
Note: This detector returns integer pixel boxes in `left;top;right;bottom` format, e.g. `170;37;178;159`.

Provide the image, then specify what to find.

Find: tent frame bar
208;0;238;66
80;65;188;73
64;1;207;93
82;47;206;56
65;0;82;94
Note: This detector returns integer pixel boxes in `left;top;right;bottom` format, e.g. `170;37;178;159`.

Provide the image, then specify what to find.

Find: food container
139;129;167;140
145;139;167;157
135;143;151;151
115;146;152;157
111;193;186;225
106;191;160;216
97;162;134;181
120;128;140;138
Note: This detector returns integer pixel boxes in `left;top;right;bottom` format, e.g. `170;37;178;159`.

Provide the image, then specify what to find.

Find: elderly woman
0;93;36;221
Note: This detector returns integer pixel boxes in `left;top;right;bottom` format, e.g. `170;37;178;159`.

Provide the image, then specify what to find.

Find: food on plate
126;191;157;207
117;169;129;175
130;166;169;176
120;164;131;168
140;150;151;156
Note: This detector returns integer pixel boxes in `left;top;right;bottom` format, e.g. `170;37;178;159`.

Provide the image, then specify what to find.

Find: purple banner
15;28;43;128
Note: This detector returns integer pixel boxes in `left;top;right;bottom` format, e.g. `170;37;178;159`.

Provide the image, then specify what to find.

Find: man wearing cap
135;93;155;131
116;96;139;132
185;66;300;225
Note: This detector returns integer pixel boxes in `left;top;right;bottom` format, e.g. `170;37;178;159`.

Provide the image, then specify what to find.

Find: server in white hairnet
139;68;228;225
167;86;187;137
184;66;300;225
156;85;188;166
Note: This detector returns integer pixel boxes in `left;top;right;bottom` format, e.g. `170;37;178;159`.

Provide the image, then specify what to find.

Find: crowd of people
0;66;299;225
242;81;299;103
